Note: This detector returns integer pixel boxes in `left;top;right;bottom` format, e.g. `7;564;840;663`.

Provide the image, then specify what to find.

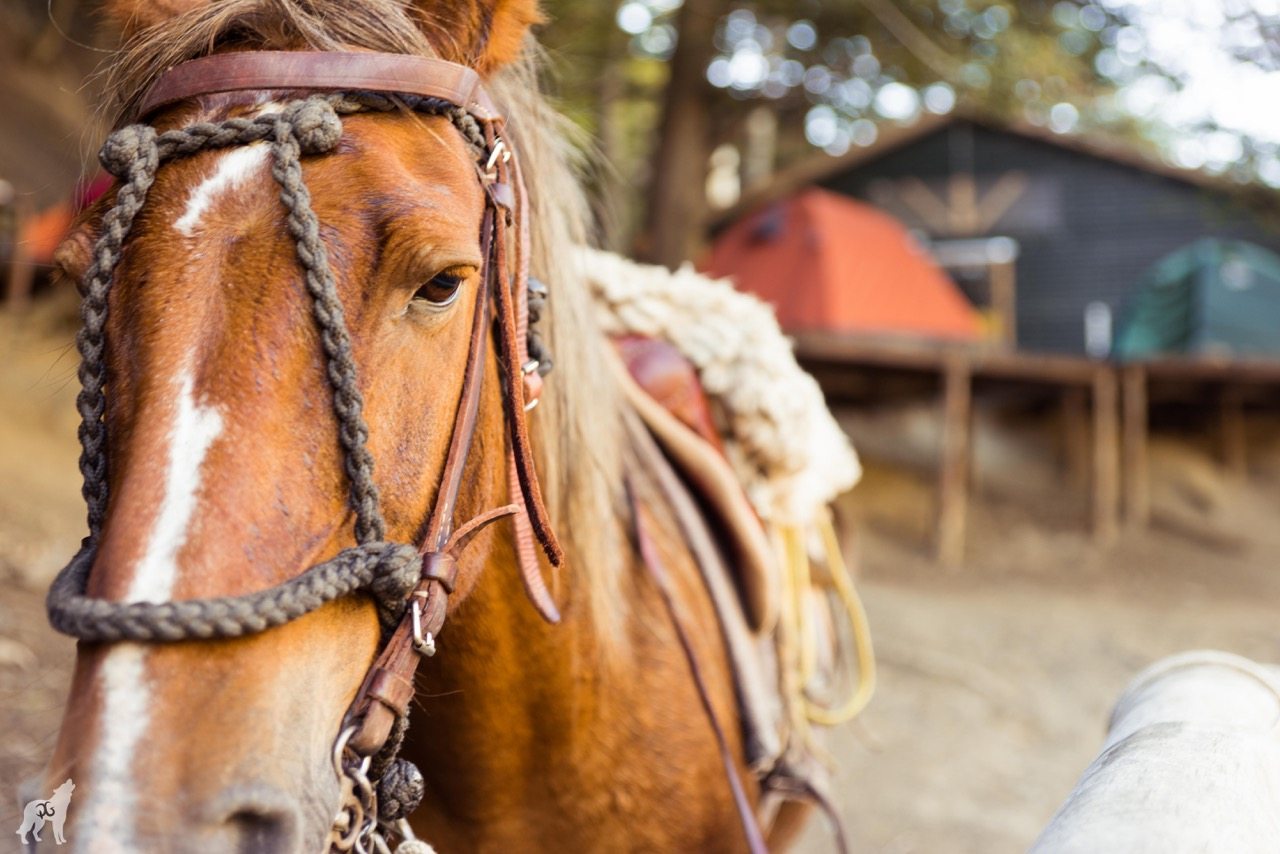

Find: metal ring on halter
410;598;436;657
331;725;374;780
484;138;510;179
522;359;541;412
333;729;376;809
332;724;358;775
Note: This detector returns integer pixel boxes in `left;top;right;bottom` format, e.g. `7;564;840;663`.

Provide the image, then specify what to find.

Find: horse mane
101;0;630;637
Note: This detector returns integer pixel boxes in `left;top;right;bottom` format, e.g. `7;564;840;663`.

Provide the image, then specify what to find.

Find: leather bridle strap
345;140;560;757
485;122;563;616
137;50;501;120
346;202;498;755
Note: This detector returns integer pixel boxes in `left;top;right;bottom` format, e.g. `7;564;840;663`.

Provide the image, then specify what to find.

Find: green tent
1115;238;1280;361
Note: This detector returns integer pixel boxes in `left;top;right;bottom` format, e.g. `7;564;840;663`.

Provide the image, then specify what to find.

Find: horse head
46;1;569;850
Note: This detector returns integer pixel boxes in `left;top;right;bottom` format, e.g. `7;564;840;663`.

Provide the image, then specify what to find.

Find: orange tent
705;188;981;340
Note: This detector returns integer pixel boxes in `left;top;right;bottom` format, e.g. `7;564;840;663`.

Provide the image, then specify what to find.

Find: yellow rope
785;526;820;687
802;514;877;727
773;527;812;747
773;509;877;744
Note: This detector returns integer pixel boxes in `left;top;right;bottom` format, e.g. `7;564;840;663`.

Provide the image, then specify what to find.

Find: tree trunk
638;0;720;268
593;22;629;252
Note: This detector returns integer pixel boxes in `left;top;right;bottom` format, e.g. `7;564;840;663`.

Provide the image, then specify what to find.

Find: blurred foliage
539;0;1280;253
3;0;1280;253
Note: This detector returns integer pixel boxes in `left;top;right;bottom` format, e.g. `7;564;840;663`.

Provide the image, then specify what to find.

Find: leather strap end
345;632;421;756
486;181;516;213
420;552;459;593
350;704;398;757
418;584;449;637
508;449;561;624
366;668;417;718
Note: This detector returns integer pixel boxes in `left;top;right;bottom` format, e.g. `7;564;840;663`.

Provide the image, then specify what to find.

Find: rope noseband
47;53;562;853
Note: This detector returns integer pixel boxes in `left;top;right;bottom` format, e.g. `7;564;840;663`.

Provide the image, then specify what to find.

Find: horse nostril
221;804;300;854
207;787;302;854
225;806;297;854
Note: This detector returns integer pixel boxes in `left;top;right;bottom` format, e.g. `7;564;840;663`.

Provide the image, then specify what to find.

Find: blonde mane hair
101;0;629;632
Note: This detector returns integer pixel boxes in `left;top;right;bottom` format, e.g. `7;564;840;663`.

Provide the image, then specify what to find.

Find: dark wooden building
719;113;1280;355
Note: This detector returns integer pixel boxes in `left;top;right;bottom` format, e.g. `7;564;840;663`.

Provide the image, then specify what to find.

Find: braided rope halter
47;53;563;854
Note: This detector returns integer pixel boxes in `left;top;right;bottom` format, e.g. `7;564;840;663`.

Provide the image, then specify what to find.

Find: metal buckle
410;597;436;657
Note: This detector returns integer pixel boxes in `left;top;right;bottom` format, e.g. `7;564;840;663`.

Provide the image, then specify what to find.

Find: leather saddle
611;335;785;768
612;335;778;633
611;335;852;850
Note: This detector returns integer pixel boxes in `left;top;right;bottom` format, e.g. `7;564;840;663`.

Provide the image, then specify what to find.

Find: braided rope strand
270;98;384;544
51;94;483;642
49;541;421;643
77;124;160;534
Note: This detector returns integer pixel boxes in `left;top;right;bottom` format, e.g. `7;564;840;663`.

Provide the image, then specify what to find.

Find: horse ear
408;0;543;74
55;225;95;293
102;0;210;39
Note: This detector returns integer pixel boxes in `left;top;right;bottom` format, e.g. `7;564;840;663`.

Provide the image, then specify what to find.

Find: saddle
612;334;865;849
613;335;778;632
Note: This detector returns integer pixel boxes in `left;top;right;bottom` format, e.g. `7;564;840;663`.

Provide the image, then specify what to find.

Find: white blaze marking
128;370;224;603
174;144;268;236
79;645;149;854
81;369;223;848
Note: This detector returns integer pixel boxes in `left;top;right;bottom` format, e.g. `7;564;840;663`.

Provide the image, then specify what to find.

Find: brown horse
44;1;812;851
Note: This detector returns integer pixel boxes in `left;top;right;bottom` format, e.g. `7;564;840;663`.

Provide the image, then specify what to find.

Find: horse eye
413;270;466;306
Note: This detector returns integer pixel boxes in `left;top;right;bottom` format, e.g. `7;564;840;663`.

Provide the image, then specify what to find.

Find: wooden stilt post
1093;366;1120;544
1121;365;1148;528
1219;386;1247;479
990;259;1017;350
1060;387;1090;491
938;355;972;567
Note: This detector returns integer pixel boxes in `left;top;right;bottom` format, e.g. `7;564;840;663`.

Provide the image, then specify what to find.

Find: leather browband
137;50;501;121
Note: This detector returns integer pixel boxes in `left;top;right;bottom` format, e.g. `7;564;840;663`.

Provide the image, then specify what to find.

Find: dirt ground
2;301;1278;851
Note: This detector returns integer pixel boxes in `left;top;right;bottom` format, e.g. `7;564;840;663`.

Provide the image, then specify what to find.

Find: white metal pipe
1033;650;1280;854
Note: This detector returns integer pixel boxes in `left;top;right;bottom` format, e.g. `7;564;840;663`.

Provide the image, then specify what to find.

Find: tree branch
860;0;958;81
